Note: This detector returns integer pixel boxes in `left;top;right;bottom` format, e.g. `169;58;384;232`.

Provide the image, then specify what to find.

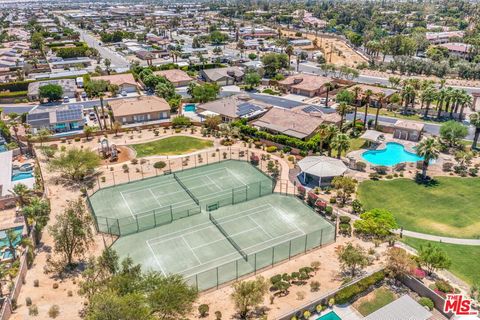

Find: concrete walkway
392;229;480;246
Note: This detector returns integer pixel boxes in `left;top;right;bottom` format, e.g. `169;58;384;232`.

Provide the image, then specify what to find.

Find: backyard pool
12;172;34;181
361;142;424;166
183;104;196;112
316;311;342;320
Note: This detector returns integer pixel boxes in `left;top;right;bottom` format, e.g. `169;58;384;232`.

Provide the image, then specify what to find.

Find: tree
231;277;268;319
336;242;369;277
331;176;356;205
84;80;111;130
440;120;468;148
190;83;220;103
155;80;176;101
10;183;32;232
469;112;480;149
261;53;289;78
244;72;261;90
2;229;20;260
112;121;122;136
146;274;199;319
285;45;294;63
331;133;350;159
35;128;51;146
86;290;153;320
104;58;111;75
48;148;101;181
416;137;441;179
353;208;398;239
418;243;451;275
336;102;351;131
83;126;98;140
31;32;44;50
204;116;221;131
49;198;94;268
385;247;414;278
22;197;50;241
39;84;63;102
363;89;373;127
172;115;191;127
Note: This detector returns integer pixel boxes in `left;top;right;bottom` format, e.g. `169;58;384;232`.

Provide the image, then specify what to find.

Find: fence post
112;172;116;185
117;219;121;236
254;254;257;274
236;259;238;280
127;171;130;182
304;234;308;252
106;217;110;234
271;246;275;266
320;229;323;247
135;215;139;232
216;267;219;289
170;205;173;222
288;240;292;259
153;209;157;227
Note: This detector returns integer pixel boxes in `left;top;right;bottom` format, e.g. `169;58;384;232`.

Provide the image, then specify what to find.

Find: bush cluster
334;271;385;304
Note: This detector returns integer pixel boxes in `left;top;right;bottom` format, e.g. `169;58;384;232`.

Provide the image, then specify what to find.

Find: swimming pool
362;142;424;166
317;311;342;320
183;104;196;112
0;225;24;248
12;172;34;181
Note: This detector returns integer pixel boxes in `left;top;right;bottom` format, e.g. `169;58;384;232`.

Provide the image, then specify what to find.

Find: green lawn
403;237;480;286
131;136;213;157
332;138;366;157
355;287;397;316
357;177;480;238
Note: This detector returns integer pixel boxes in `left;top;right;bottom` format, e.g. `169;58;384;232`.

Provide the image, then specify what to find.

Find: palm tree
469;112;480;149
2;229;19;260
22;197;50;243
112;121;122;137
104;58;111;75
7;113;23;155
9;183;31;232
35;128;51;147
331;133;350;159
352;86;362;125
363;89;373;128
416;137;441;180
458;91;472;121
324;82;335;107
317;124;329;155
285;45;294;64
336;102;351;130
374;93;386;129
436;88;447;119
402;84;415;113
422;86;437;119
325;125;339;157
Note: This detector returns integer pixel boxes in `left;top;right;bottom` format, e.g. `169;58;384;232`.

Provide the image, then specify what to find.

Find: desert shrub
52;283;59;289
29;305;39;316
33;279;39;287
198;304;209;317
418;297;434;311
310;281;320;292
339;216;351;224
153;161;167;169
266;146;277;153
442;162;454;171
356;161;367;171
48;305;60;318
325;206;333;215
215;311;222;320
26;297;32;306
131;158;138;165
435;279;454;293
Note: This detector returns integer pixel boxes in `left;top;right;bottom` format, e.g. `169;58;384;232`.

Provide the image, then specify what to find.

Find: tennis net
209;214;248;261
173;173;199;205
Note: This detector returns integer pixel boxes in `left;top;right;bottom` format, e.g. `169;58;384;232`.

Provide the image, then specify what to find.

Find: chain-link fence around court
185;209;336;291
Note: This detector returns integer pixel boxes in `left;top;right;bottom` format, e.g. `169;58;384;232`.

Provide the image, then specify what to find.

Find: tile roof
109;96;170;117
154;69;192;83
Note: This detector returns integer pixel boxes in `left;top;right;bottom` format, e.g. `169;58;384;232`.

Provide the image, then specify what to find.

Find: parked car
121;91;127;97
63;96;70;103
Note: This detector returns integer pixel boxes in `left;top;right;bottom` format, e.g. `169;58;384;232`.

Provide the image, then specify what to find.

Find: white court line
226;168;248;186
179;229;302;277
205;175;222;191
149;189;162;207
176;167;228;181
146;240;167;276
190;225;262;250
247;215;274;238
147;204;272;244
269;204;306;235
120;192;135;218
181;236;202;265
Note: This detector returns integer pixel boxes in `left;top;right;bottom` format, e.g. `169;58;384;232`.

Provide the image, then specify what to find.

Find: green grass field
403;237;480;286
357;177;480;238
132;136;213;157
332;138;366;157
355;287;397;316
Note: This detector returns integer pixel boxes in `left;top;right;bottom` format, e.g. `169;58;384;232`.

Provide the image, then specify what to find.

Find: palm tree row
317;124;351;159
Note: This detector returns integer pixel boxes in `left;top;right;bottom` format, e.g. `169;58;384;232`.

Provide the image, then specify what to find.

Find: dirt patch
100;145;135;165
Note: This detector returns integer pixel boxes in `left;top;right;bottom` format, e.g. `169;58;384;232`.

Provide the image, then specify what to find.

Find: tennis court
89;160;274;235
112;193;335;290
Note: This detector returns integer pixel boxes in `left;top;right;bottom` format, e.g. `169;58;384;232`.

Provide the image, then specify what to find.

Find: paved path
392;229;480;246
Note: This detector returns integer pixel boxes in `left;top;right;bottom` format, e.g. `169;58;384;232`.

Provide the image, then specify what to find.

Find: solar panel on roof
302;105;323;113
56;108;83;122
236;102;262;116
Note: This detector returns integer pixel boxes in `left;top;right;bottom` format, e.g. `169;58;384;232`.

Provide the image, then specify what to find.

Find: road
298;62;480;95
57;16;130;70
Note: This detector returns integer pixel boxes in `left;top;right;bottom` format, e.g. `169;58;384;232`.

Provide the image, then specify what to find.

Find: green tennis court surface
112;194;335;291
89;161;273;235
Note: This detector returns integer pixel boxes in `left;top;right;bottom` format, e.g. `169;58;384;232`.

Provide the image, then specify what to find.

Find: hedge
0;90;28;98
0;80;33;92
334;270;385;304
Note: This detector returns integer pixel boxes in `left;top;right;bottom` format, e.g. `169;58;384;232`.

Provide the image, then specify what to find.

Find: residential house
278;74;336;97
27;79;77;101
94;73;138;93
289;39;312;47
252;107;325;140
438;42;472;59
154;69;193;87
200;67;244;86
196;94;269;122
426;31;464;44
27;104;84;133
393;120;424;141
109;95;170;125
348;84;398;107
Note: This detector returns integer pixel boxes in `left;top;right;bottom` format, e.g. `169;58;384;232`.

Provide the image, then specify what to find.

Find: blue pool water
362;142;424;166
184;104;196;112
12;172;34;181
317;311;342;320
0;226;23;248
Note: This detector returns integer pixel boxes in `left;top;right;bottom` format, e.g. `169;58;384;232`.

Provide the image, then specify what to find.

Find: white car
63;96;70;103
121;91;127;97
